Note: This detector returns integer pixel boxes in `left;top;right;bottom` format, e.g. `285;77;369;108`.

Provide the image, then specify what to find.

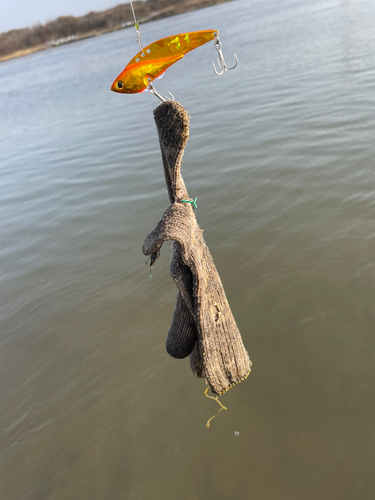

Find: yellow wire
204;386;227;410
204;386;227;427
206;407;224;428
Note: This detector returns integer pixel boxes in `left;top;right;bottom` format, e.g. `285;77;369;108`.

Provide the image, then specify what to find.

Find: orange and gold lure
111;30;218;94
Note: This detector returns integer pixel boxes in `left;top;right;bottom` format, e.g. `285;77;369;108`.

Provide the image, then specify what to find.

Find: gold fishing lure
111;3;237;101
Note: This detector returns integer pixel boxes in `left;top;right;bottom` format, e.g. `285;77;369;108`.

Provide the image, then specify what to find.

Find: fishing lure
110;3;237;101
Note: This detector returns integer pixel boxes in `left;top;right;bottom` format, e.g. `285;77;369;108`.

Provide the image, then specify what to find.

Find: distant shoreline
0;31;105;63
0;0;233;64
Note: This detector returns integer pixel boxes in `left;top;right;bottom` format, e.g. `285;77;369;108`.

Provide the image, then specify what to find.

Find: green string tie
181;197;197;209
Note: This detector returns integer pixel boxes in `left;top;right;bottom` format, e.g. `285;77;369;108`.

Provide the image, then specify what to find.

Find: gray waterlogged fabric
142;101;251;395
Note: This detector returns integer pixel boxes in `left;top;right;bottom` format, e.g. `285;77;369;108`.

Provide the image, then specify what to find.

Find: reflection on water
1;0;375;498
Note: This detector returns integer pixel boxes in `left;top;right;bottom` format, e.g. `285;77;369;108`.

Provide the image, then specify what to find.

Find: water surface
1;0;375;498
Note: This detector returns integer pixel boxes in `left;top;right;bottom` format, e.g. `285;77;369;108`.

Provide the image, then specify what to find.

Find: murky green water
1;0;375;498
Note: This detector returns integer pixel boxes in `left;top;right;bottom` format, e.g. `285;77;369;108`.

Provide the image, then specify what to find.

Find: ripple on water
2;0;375;498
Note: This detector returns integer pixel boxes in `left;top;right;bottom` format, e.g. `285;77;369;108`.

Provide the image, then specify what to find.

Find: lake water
1;0;375;498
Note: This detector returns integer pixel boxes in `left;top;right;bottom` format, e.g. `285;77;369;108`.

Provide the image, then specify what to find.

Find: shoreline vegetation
0;0;233;63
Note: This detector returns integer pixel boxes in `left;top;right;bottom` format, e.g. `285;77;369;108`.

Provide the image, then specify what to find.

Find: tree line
0;0;228;60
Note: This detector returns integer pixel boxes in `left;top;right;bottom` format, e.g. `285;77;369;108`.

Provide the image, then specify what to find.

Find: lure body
111;30;218;94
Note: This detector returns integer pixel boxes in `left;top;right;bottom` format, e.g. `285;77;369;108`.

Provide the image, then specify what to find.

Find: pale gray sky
0;0;128;33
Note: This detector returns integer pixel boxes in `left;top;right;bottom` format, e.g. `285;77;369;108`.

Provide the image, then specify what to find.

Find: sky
0;0;129;33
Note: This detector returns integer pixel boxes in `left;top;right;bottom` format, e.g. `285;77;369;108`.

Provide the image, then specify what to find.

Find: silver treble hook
212;32;238;76
147;79;174;102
